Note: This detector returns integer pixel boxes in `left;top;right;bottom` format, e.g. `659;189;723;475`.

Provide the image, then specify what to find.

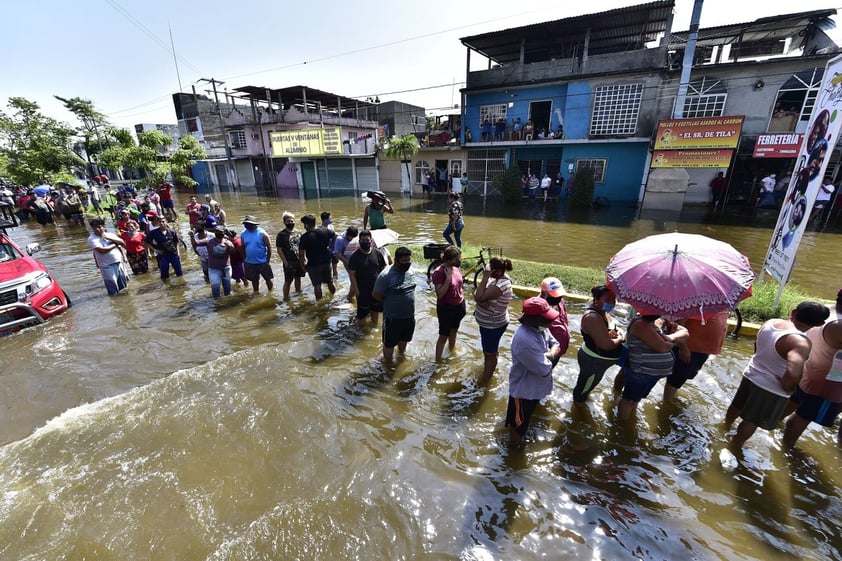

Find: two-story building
458;1;840;207
174;86;380;196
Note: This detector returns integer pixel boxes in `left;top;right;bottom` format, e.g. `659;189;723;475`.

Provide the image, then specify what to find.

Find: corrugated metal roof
460;1;675;64
232;85;375;110
669;9;836;50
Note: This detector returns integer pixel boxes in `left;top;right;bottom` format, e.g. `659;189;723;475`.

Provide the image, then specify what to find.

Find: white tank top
743;321;807;397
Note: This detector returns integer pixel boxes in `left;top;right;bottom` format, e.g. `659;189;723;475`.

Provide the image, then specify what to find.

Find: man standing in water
276;211;304;300
348;230;387;327
240;215;274;294
372;247;415;362
724;302;828;449
298;214;336;300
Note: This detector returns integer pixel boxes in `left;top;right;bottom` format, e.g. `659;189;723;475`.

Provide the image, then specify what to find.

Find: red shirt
185;202;202;224
119;231;146;254
158;184;173;201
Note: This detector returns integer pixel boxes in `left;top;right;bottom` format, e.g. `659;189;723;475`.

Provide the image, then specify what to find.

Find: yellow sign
653;116;744;150
270;127;343;157
650;149;734;168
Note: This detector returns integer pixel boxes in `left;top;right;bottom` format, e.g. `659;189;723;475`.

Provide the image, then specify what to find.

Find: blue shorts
162;199;175;209
667;351;710;389
621;368;664;402
479;324;507;353
790;387;842;427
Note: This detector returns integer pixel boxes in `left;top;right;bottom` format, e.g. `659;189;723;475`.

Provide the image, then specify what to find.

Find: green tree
493;165;524;203
0;97;83;185
569;166;595;208
384;134;419;194
54;96;111;169
99;129;205;188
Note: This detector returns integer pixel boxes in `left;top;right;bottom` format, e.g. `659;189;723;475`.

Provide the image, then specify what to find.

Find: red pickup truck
0;202;70;333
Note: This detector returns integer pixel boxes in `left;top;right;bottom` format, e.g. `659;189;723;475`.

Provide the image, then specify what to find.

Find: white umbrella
343;228;400;258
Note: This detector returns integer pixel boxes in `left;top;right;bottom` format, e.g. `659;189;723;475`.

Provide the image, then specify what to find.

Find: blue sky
2;0;840;131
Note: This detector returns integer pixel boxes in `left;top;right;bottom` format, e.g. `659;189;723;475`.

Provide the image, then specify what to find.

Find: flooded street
2;192;841;560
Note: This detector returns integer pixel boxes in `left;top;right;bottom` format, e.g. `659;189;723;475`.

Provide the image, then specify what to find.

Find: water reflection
0;193;840;559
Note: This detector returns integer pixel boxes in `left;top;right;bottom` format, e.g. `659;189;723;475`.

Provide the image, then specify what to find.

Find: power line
102;0;204;77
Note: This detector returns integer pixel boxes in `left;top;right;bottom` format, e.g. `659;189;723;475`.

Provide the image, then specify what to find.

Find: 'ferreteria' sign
270;127;343;157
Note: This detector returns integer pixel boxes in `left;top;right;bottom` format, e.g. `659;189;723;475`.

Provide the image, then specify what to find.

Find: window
229;130;247;149
772;68;825;133
589;83;643;136
450;160;463;179
575;158;607;183
415;160;431;184
679;77;727;118
479;104;507;126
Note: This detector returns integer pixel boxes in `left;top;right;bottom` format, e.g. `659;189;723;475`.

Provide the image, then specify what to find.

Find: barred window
229;130;247;149
679;77;727;118
590;84;643;136
479;104;507;126
575;158;607;183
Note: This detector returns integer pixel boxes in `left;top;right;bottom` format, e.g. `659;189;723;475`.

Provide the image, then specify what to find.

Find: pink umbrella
605;232;755;321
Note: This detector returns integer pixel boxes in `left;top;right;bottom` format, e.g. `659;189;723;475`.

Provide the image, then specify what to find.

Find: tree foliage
384;134;419;193
569;166;596;208
493;165;524;203
99;129;205;188
0;97;83;185
55;96;112;165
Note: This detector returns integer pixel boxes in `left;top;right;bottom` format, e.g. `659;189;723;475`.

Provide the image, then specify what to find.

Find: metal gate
466;149;507;197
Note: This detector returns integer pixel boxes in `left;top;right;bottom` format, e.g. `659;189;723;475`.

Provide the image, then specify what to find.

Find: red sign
753;133;804;158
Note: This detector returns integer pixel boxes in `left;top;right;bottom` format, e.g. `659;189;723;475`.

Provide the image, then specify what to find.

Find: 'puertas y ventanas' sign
270;127;343;157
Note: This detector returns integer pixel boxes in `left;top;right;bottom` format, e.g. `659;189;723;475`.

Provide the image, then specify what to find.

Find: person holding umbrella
617;312;689;422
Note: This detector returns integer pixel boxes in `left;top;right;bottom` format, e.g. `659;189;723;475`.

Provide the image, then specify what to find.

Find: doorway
529;101;552;135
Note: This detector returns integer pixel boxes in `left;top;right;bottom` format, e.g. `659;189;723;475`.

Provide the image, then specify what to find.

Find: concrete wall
561;141;650;203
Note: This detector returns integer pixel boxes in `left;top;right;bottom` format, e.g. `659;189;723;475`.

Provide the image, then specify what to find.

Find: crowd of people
10;177;842;456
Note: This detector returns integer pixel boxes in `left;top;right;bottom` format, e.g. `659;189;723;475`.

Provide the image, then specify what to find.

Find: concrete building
458;2;840;206
133;123;181;156
173;86;380;196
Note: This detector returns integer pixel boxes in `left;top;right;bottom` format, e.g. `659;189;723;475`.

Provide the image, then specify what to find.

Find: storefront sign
653;116;744;150
753;133;804;158
269;127;343;157
650;149;734;168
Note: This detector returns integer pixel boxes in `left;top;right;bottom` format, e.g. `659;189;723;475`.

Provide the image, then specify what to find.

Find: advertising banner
653;116;744;150
270;127;343;157
753;133;804;158
762;54;842;285
651;149;734;168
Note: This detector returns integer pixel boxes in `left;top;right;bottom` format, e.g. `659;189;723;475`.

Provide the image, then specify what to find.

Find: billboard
762;54;842;285
753;133;804;158
653;116;744;150
270;127;343;157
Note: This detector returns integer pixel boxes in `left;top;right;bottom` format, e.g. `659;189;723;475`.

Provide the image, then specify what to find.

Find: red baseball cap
521;297;559;321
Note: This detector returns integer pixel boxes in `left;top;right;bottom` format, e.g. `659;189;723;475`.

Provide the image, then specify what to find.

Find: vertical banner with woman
763;54;842;292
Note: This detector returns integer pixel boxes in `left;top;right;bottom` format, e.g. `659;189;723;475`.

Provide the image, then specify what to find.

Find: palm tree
384;134;420;196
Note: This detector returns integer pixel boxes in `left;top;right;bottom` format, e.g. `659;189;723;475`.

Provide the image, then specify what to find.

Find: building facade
459;2;840;206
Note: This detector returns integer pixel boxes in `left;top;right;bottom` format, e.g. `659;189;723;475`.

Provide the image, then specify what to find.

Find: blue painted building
458;2;840;206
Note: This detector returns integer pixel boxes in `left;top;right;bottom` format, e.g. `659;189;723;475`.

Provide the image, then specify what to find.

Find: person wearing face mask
363;191;394;230
372;247;416;363
240;215;274;294
506;297;563;448
276;211;304;300
474;256;514;384
573;285;626;405
348;230;387;327
298;213;336;300
431;246;467;362
663;312;729;404
539;277;570;356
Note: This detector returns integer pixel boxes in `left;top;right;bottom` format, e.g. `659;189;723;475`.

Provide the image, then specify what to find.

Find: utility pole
198;77;238;191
